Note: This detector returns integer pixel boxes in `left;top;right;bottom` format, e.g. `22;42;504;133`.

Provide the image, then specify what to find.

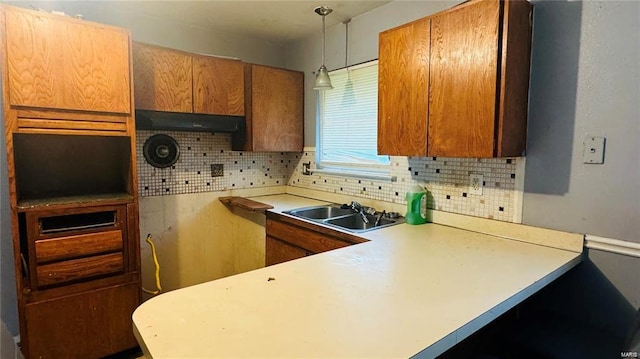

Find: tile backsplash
288;152;520;222
136;131;521;223
136;131;299;196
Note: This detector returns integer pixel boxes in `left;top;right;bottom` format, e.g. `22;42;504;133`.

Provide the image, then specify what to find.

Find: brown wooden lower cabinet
266;236;308;266
265;213;366;266
16;203;141;358
24;282;140;359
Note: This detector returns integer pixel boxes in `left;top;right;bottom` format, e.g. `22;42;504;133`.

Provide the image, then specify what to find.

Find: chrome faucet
349;201;369;224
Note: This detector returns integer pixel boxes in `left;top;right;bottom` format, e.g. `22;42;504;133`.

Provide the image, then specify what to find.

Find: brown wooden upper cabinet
3;5;131;115
132;42;244;116
378;0;532;158
234;64;304;152
193;54;244;116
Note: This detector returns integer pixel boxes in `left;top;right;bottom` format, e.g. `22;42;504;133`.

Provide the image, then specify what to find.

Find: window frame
315;60;392;179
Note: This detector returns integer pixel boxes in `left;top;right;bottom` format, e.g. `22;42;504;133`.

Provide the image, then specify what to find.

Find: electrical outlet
211;164;224;177
469;174;483;195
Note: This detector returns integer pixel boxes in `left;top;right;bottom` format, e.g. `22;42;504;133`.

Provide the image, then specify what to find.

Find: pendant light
313;6;333;90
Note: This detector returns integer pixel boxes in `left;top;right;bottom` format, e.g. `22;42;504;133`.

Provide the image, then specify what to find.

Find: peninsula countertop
133;194;583;358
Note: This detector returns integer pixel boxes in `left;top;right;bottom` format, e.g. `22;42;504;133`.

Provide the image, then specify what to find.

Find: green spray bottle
405;185;427;225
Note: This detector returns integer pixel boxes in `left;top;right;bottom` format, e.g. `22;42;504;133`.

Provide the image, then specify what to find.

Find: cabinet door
132;42;192;113
378;18;430;156
428;0;500;157
193;55;244;116
266;236;307;266
248;65;304;152
24;282;139;359
4;6;131;114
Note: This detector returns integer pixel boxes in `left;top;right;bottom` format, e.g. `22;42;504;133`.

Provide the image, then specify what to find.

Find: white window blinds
317;60;389;172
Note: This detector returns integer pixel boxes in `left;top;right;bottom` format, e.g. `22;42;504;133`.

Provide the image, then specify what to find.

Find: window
317;60;391;179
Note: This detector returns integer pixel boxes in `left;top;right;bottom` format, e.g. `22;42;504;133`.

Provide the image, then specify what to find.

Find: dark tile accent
463;193;467;197
395;192;399;196
506;159;512;164
436;169;440;173
363;187;366;191
511;173;516;179
162;179;166;183
187;146;191;150
197;171;201;174
414;171;419;176
499;207;504;211
185;181;189;184
378;186;382;190
203;153;207;156
144;186;149;190
446;195;451;199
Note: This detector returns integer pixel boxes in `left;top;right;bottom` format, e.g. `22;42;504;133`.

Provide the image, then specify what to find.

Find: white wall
3;1;288;67
523;0;640;244
522;0;640;312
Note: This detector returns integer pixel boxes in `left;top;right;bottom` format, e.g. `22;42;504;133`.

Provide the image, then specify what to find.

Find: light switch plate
469;174;483;195
582;136;605;164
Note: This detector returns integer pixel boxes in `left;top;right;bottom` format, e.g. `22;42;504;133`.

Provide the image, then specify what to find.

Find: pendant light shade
314;6;333;91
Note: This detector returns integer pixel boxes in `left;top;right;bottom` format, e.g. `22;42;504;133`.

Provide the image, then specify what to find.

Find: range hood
135;109;245;133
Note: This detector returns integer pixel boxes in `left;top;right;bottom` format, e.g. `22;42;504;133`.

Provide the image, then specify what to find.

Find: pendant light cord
322;14;326;66
344;19;350;67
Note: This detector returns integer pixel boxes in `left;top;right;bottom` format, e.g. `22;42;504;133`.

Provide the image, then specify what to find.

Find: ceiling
14;1;392;43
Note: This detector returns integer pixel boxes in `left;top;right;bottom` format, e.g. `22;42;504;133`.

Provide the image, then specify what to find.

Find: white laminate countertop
133;194;582;358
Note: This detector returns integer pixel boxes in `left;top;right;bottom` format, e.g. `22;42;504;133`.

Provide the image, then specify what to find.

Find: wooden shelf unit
1;5;141;358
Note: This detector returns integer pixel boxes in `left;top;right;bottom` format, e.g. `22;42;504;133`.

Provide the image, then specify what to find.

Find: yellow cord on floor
142;233;162;295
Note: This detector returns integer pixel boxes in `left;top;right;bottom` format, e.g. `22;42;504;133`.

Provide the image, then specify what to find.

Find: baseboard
585;235;640;258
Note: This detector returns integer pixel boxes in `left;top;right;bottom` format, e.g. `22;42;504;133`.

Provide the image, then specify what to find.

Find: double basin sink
283;204;404;233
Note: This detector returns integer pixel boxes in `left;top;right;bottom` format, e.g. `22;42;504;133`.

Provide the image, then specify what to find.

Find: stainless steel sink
325;214;396;231
286;205;353;220
283;204;403;233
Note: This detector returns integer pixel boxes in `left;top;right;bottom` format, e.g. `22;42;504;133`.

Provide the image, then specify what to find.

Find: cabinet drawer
35;230;123;264
36;252;124;287
266;219;351;254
